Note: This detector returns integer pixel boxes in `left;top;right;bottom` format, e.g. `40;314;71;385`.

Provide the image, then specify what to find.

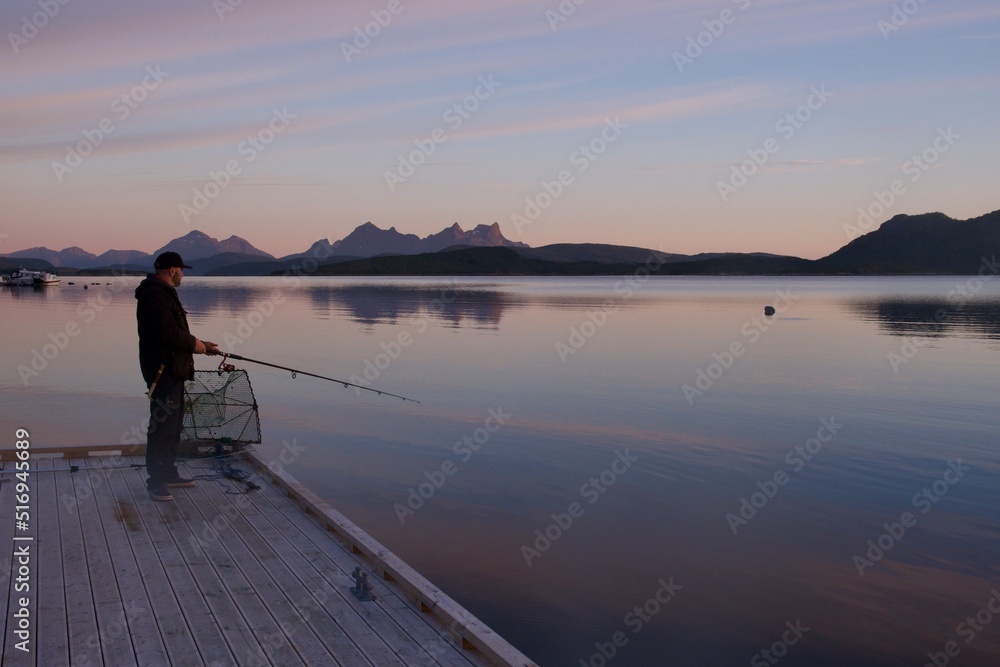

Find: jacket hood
135;274;174;300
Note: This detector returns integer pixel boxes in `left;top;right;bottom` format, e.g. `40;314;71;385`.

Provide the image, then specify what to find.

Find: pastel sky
2;0;998;260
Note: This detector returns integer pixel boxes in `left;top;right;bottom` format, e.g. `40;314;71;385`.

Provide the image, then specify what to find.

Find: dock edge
240;448;539;667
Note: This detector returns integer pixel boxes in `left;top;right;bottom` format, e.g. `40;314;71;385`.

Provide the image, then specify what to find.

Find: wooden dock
0;447;537;667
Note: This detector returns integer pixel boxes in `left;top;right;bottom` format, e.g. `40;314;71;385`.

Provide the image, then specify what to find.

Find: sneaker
165;476;196;488
148;484;173;501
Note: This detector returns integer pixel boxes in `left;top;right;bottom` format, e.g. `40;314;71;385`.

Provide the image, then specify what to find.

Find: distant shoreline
4;209;998;277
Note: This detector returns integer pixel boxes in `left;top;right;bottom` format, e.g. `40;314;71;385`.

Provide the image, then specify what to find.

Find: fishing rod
208;351;420;404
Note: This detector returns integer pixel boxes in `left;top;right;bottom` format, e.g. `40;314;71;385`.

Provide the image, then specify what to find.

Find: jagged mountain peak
183;229;213;238
288;221;527;259
154;229;272;261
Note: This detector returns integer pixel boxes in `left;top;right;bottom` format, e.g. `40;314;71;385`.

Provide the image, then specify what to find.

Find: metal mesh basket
181;369;261;455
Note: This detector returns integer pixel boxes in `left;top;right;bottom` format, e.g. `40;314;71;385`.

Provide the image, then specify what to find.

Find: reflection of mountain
172;282;523;328
304;283;649;327
305;284;524;328
849;297;1000;339
174;281;639;330
165;283;268;317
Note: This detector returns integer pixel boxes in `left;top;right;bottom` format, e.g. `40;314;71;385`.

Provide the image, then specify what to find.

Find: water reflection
4;276;1000;665
3;285;65;301
849;297;1000;339
116;281;524;328
186;282;1000;337
304;284;526;328
161;281;272;317
171;279;657;329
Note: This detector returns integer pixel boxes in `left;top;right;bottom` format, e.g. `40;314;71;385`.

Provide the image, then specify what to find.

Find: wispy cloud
453;83;777;142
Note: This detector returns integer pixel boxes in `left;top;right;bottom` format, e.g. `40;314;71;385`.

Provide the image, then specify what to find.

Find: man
136;251;219;501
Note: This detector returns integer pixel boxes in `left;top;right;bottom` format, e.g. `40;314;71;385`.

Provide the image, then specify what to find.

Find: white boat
5;268;60;286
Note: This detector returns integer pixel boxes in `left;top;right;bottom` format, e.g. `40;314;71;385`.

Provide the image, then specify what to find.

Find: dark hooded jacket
135;275;197;386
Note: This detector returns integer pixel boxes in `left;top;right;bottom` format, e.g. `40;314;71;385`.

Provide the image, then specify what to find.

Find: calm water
3;275;1000;666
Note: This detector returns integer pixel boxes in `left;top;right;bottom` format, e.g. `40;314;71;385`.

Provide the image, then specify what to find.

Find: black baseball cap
154;251;192;270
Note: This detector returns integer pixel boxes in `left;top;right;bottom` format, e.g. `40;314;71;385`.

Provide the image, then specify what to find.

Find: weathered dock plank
242;450;538;667
105;463;204;667
0;449;536;667
228;461;487;667
115;465;239;667
187;464;381;666
175;477;337;666
89;458;171;667
72;457;141;666
194;457;478;667
146;477;275;667
53;457;102;666
34;457;70;667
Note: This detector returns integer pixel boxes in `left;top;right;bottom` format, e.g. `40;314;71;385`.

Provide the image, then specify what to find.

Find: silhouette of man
135;252;218;501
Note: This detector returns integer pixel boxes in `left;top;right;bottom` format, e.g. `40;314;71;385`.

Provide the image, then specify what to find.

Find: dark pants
146;374;185;486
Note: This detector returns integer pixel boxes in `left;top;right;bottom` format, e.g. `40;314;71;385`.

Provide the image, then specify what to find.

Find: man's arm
140;288;216;353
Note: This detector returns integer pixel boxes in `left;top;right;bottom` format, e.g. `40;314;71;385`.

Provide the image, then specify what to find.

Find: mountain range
2;211;998;276
291;222;527;261
0;222;524;272
0;230;273;269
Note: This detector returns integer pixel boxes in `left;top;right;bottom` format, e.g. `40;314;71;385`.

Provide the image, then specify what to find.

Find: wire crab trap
181;368;261;456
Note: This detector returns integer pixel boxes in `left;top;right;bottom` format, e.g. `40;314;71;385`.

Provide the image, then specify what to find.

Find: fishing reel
216;354;236;374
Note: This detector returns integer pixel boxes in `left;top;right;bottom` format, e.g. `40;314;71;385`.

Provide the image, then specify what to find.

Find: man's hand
194;339;220;355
